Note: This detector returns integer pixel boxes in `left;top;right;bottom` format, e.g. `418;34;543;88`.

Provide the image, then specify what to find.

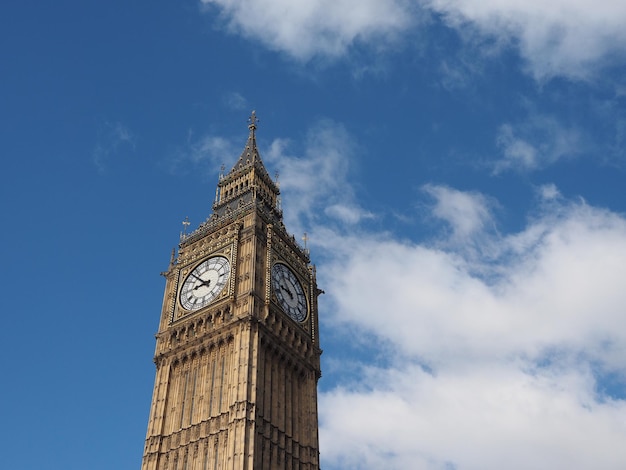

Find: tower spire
205;110;281;227
228;110;263;173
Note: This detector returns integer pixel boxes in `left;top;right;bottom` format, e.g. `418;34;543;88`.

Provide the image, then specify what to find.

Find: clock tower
141;113;322;470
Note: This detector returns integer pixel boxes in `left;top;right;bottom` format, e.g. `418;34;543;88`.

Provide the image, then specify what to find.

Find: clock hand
193;279;212;290
280;283;294;300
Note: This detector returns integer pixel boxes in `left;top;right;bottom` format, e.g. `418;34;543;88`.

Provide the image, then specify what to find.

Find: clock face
180;256;230;311
271;263;307;322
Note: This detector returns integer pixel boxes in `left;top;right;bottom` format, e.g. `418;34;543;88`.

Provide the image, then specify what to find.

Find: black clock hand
280;283;294;300
193;279;212;290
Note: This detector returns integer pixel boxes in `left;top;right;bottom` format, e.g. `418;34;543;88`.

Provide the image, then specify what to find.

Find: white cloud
322;197;626;362
427;0;626;81
200;0;415;61
264;119;373;231
314;193;626;469
537;183;561;201
324;204;370;224
494;116;583;173
166;130;239;176
190;135;234;164
320;362;626;470
495;124;539;172
423;184;497;245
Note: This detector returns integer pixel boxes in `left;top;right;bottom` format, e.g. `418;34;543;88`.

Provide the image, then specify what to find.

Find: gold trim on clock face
179;256;231;311
271;263;307;322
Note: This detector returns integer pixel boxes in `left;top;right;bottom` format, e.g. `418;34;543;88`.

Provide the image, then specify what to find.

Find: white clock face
180;256;230;311
271;263;307;322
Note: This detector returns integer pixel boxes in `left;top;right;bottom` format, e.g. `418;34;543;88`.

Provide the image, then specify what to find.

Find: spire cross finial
248;110;259;131
302;232;308;249
182;216;190;234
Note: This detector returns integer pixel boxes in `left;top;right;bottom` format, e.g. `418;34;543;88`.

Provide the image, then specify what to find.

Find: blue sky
2;1;626;469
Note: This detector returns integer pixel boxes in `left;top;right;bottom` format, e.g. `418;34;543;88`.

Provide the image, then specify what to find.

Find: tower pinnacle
248;110;259;133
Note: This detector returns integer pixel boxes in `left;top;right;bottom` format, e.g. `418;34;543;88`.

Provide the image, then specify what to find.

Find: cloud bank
269;121;626;469
201;0;626;80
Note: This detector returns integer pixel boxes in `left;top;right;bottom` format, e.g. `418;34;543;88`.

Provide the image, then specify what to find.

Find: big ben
141;112;322;470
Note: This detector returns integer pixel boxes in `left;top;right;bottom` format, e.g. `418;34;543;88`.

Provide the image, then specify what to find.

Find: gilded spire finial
248;110;259;133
